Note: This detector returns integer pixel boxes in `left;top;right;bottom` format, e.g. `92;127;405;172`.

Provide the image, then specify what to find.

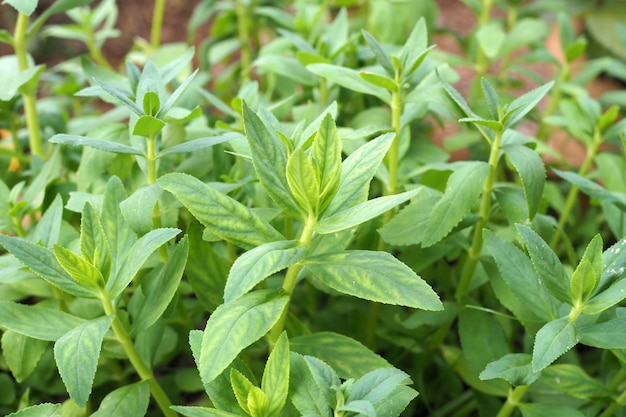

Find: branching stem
495;385;529;417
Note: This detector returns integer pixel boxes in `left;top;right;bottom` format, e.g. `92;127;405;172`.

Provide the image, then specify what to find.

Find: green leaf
170;406;243;417
242;102;302;219
119;184;162;235
93;79;143;116
159;69;199;117
49;134;142;155
337;401;375;417
247;386;269;417
132;115;166;138
303;251;442;310
359;71;397;92
131;237;189;332
552;169;626;210
480;354;540;386
301;355;340;409
348;367;410;405
422;162;489;247
325;133;394;216
289;353;332;417
199;290;288;384
458;117;503;132
519;403;585;417
504;81;554;127
316;189;419;234
517;224;572;305
286;147;319;214
0;235;96;298
502;139;546;220
157;132;239;157
307;63;392;103
476;20;505;59
142;91;160;116
0;301;85;341
54;316;114;407
399;18;431;76
53;245;104;289
584;279;626;314
542;364;610;400
291;332;390;379
1;330;48;382
3;0;37;16
361;30;394;75
0;57;44;101
5;404;61;417
481;78;500;120
571;259;596;304
33;194;64;249
311;113;342;214
80;203;111;279
262;332;289;417
159;173;284;250
579;318;626;349
91;381;150;417
106;227;180;298
254;55;317;86
532;317;579;372
225;240;307;303
484;230;561;321
230;369;255;415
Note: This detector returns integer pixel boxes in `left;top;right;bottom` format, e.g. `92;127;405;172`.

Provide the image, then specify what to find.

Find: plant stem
472;0;494;100
549;128;601;251
536;65;569;142
150;0;167;49
99;291;178;417
495;385;529;417
85;21;113;70
14;12;44;160
268;214;316;344
235;0;253;80
455;129;503;301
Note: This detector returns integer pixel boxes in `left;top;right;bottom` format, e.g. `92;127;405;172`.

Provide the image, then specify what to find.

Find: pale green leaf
316;188;419;234
337;401;375;417
54;316;114;407
1;330;48;382
159;173;284;250
311;113;342;213
502;139;545;220
170;406;243;417
286;147;319;214
0;57;44;101
247;386;269;417
106;227;180;298
303;251;442;310
158;68;199;117
505;81;554;127
0;301;85;341
307;64;392;103
480;354;540;386
289;353;333;417
5;404;61;417
157;132;239;157
2;0;37;17
348;368;410;405
532;317;579;372
476;21;505;58
91;381;150;417
199;290;288;384
362;30;394;75
359;71;397;92
119;184;162;235
225;240;307;303
33;194;63;249
262;332;289;417
254;55;317;86
49;134;142;155
53;245;104;289
93;78;143;116
142;91;160;116
132;115;165;138
481;78;500;120
80;203;111;279
422;162;489;247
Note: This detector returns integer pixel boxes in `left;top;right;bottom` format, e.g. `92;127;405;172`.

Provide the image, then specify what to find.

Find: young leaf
0;301;85;341
156;132;239;157
359;71;397;92
225;240;307;303
307;64;392;103
481;78;500;120
480;354;540;386
504;81;554;128
32;194;64;249
584;280;626;315
262;332;289;417
316;188;419;234
49;134;143;155
502;139;546;220
303;251;442;310
311;113;342;213
158;68;199;117
53;245;104;289
247;386;269;417
131;237;189;332
422;162;489;247
91;381;150;417
142;91;160;116
399;18;429;75
230;369;255;415
325;133;394;216
242;102;302;219
93;79;143;116
199;290;288;384
571;260;596;304
106;227;180;299
484;230;561;321
438;73;479;119
303;355;341;408
80;203;111;279
53;315;114;407
286;147;320;214
532;317;579;372
289;353;333;417
517;224;573;305
361;30;394;76
0;235;97;298
118;184;162;235
132;115;165;138
1;330;49;383
159;173;284;250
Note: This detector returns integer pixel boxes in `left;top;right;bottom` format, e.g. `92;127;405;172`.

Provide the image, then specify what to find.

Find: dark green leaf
49;134;142;155
199;290;288;384
361;30;394;75
225;240;307;303
1;330;48;383
552;169;626;210
519;403;584;417
304;251;442;310
504;81;554;127
91;380;150;417
423;162;489;247
0;301;85;341
480;354;540;386
159;173;284;250
542;364;610;400
481;78;500;120
532;317;579;372
502;139;545;220
54;315;113;407
579;318;626;349
517;224;573;305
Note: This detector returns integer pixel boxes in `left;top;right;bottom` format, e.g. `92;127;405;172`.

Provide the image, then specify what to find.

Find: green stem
99;291;178;417
235;0;253;80
150;0;167;49
472;0;494;100
85;22;113;70
268;214;316;344
536;65;569;142
147;135;157;185
14;12;44;160
455;129;503;302
495;385;529;417
549;128;601;251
